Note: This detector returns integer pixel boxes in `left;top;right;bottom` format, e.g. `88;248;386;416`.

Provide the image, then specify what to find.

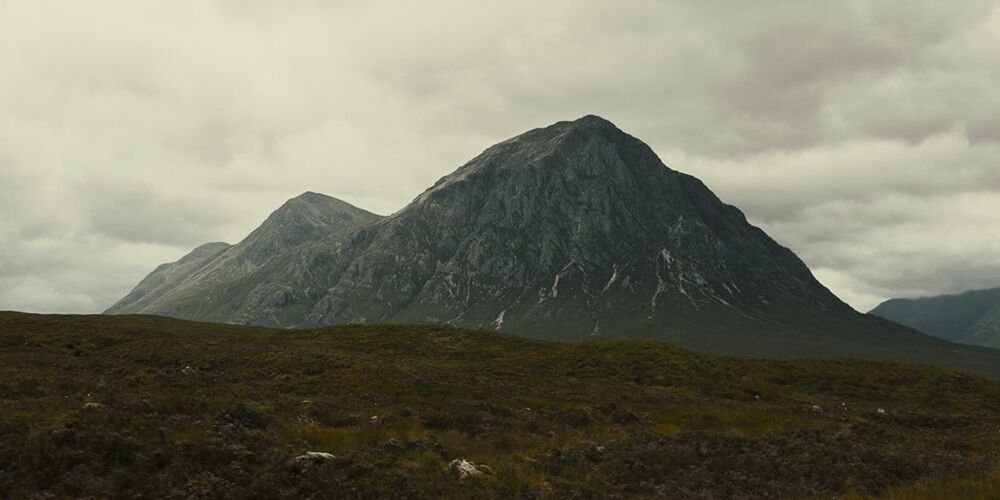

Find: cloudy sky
2;0;999;314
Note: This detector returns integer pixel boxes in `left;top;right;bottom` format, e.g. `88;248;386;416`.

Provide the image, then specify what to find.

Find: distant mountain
871;288;1000;348
108;116;1000;376
105;192;383;318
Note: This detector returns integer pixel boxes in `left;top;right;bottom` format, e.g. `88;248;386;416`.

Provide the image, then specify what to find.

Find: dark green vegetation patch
2;312;1000;499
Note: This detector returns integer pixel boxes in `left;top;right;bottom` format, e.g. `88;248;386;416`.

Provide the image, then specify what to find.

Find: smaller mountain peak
274;192;381;220
283;191;358;212
293;191;333;202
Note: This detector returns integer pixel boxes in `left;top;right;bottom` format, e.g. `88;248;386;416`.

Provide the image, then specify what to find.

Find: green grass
2;311;1000;498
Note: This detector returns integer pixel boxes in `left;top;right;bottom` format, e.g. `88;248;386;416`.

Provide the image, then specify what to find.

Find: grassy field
3;312;1000;498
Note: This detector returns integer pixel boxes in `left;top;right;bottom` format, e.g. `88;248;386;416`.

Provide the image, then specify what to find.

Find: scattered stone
294;451;336;465
182;365;196;376
82;402;102;409
448;459;492;480
369;415;380;425
810;405;822;412
876;408;887;416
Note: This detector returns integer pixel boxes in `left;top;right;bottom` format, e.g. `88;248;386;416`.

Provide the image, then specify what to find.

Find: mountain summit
108;116;1000;375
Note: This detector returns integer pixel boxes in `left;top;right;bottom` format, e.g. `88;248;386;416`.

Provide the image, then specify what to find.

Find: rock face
107;116;1000;368
871;288;1000;348
281;116;849;343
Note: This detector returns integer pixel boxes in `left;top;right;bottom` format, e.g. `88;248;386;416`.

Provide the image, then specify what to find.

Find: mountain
105;192;383;318
107;115;1000;376
871;288;1000;348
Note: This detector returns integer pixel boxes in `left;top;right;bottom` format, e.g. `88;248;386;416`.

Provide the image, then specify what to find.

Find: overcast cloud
2;0;999;313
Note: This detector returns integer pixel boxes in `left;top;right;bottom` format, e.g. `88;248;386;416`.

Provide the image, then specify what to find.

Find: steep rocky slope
105;241;233;315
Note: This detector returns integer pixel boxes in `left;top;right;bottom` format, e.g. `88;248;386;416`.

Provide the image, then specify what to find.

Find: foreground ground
2;312;1000;499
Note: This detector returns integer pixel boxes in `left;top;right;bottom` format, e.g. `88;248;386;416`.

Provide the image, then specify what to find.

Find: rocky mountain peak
287;116;848;336
409;115;672;215
503;114;624;147
268;191;371;222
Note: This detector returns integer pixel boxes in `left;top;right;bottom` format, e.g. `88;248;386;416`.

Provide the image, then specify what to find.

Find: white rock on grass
294;451;336;465
448;459;493;480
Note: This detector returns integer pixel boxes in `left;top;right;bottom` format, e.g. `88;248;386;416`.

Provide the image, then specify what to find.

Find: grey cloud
78;181;237;246
361;1;998;157
687;134;1000;225
755;189;1000;309
0;232;186;313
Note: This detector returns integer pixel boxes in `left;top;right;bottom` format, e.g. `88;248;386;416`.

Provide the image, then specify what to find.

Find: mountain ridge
105;192;383;317
106;115;1000;377
871;287;1000;348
